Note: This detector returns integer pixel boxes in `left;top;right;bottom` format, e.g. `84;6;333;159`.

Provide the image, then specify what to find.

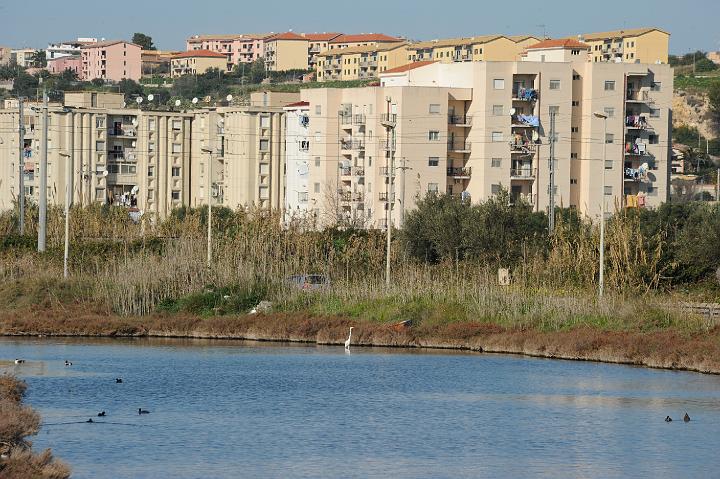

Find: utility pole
397;157;411;227
717;168;720;203
38;90;48;253
17;98;25;235
381;97;396;287
201;148;214;266
548;111;556;233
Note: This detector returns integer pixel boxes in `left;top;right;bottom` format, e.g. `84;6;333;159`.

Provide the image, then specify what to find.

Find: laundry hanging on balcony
512;114;539;127
625;115;647;128
624;162;649;181
517;88;538;101
625;141;647;155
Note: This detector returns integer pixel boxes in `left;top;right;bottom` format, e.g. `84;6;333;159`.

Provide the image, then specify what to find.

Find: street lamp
201;146;220;266
593;111;608;298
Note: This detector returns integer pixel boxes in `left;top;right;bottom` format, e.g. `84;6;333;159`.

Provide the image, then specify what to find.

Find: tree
29;50;46;68
132;33;156;51
117;78;144;97
249;58;266;84
11;71;39;98
708;81;720;116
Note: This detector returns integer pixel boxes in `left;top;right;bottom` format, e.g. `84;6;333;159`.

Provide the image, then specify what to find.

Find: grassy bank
0;374;70;479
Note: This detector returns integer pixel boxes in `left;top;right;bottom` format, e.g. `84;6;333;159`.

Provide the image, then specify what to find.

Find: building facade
46;38;97;61
407;35;533;64
171;50;228;77
576;28;669;64
11;49;37;68
264;32;312;71
316;43;408;82
186;34;272;69
0;46;12;66
80;40;142;82
283;101;311;223
47;55;82;75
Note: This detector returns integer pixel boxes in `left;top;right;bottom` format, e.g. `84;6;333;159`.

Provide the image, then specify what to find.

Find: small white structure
283;101;312;225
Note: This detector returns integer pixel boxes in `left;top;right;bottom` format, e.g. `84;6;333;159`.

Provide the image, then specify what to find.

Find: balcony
625;115;650;130
382;139;396;151
512;88;538;102
359;58;377;67
510;166;534;179
340;114;353;126
353;166;365;176
511;114;539;128
510;140;537;154
108;127;136;137
339;166;352;176
625;142;649;157
341;138;365;150
381;113;397;128
448;115;472;126
447;140;471;153
626;90;652;103
379;166;394;176
379;192;395;202
309;45;321;53
447;167;472;178
353;114;366;125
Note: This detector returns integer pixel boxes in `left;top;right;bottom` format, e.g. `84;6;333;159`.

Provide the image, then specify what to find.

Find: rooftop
302;33;343;41
269;32;307;41
576;27;669;41
318;42;407;57
81;40;140;49
284;101;310;108
330;33;402;44
409;35;504;50
172;49;227;59
525;38;590;50
381;60;436;75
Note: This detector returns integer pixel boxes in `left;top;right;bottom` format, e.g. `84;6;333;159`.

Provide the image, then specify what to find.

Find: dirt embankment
2;304;720;374
673;90;720;139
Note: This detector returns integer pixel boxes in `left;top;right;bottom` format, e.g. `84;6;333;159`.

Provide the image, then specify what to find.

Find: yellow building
171;50;228;77
264;32;311;72
327;34;403;50
316;43;408;82
407;35;533;63
576;28;669;64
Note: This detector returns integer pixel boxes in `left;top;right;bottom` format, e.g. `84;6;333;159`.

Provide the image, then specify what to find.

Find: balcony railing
340;114;353;125
626;90;651;102
379;166;394;176
379;192;395;202
353;114;366;125
353;166;365;176
448;115;472;126
625;142;649;156
339;166;352;176
447;167;472;178
447;140;471;152
381;113;397;126
382;140;396;151
625;115;649;129
109;128;136;137
341;138;365;150
512;88;538;102
510;167;534;179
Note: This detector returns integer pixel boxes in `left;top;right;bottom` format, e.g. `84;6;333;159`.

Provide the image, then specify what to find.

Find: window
549;105;560;114
148;118;156;131
95;188;105;201
492;105;504;116
571;49;580;56
96;141;105;151
259;139;270;151
428;183;439;193
491;158;502;168
428;157;439;167
298;192;309;203
429;104;441;114
650;108;660;118
649;134;659;144
570;179;578;185
95;117;105;128
604;107;615;118
491;184;501;195
171;190;181;200
605;133;614;144
571;127;579;133
573;73;580;80
315;105;321;115
549;80;561;90
605;160;613;169
107;164;119;173
651;82;661;91
314;182;320;193
172;143;182;154
604;80;615;91
148;166;154;177
148;142;155;152
493;79;505;90
172;167;180;177
260;116;270;128
428;131;440;141
172;119;182;130
604;185;612;196
491;132;503;142
571;101;579;107
315;157;321;167
571;153;578;159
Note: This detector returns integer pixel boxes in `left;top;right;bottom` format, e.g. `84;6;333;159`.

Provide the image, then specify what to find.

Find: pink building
47;55;82;75
186;33;272;69
80;40;141;82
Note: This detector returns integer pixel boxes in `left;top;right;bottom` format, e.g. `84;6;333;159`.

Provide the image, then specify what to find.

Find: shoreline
2;306;719;375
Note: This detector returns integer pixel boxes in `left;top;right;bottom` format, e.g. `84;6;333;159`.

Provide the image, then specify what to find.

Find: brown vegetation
0;375;70;479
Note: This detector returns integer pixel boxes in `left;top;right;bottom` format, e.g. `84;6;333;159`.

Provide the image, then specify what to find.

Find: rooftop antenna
536;24;547;39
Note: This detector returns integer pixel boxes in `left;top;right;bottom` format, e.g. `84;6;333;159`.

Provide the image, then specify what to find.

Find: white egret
344;327;354;350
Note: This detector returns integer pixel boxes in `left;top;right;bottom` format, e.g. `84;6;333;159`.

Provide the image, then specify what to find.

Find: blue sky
1;0;717;54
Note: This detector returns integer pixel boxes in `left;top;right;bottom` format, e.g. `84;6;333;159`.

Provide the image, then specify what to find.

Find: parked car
286;274;330;290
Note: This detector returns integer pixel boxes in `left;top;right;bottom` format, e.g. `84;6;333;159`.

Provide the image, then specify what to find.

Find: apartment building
171;50;228;77
378;40;673;219
186;34;272;69
80;40;142;82
0;46;12;66
11;49;37;68
575;28;669;64
316;43;408;82
327;34;403;50
283;101;312;223
303;33;342;69
407;35;534;63
264;32;313;71
47;55;82;75
141;50;178;74
46;38;97;61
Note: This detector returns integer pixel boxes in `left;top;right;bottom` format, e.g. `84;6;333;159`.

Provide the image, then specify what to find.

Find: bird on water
344;327;354;350
115;378;123;383
98;411;106;417
138;408;150;415
684;413;691;422
665;416;672;422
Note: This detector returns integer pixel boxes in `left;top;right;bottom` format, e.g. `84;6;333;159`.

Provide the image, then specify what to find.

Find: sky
1;0;718;54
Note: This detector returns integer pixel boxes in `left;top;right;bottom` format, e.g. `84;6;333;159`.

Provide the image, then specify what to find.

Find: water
2;337;720;479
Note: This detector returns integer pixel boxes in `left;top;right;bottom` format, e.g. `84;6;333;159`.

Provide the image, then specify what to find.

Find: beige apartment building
327;34;403;50
575;28;669;64
407;35;536;63
377;40;673;219
0;91;298;218
264;32;313;71
316;43;408;82
171;50;228;77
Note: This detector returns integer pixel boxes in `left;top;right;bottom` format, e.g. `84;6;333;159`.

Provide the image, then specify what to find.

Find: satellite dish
147;94;154;101
131;185;139;195
510;108;516;115
175;99;181;107
131;119;138;127
102;170;109;177
192;97;198;104
136;97;143;104
122;102;126;108
226;94;233;102
131;141;136;148
204;95;211;103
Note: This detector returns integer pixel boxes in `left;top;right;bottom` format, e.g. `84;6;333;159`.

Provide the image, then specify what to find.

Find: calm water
2;337;720;478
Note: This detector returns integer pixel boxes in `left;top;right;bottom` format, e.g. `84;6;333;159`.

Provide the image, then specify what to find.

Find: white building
283;101;312;225
46;38;98;61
